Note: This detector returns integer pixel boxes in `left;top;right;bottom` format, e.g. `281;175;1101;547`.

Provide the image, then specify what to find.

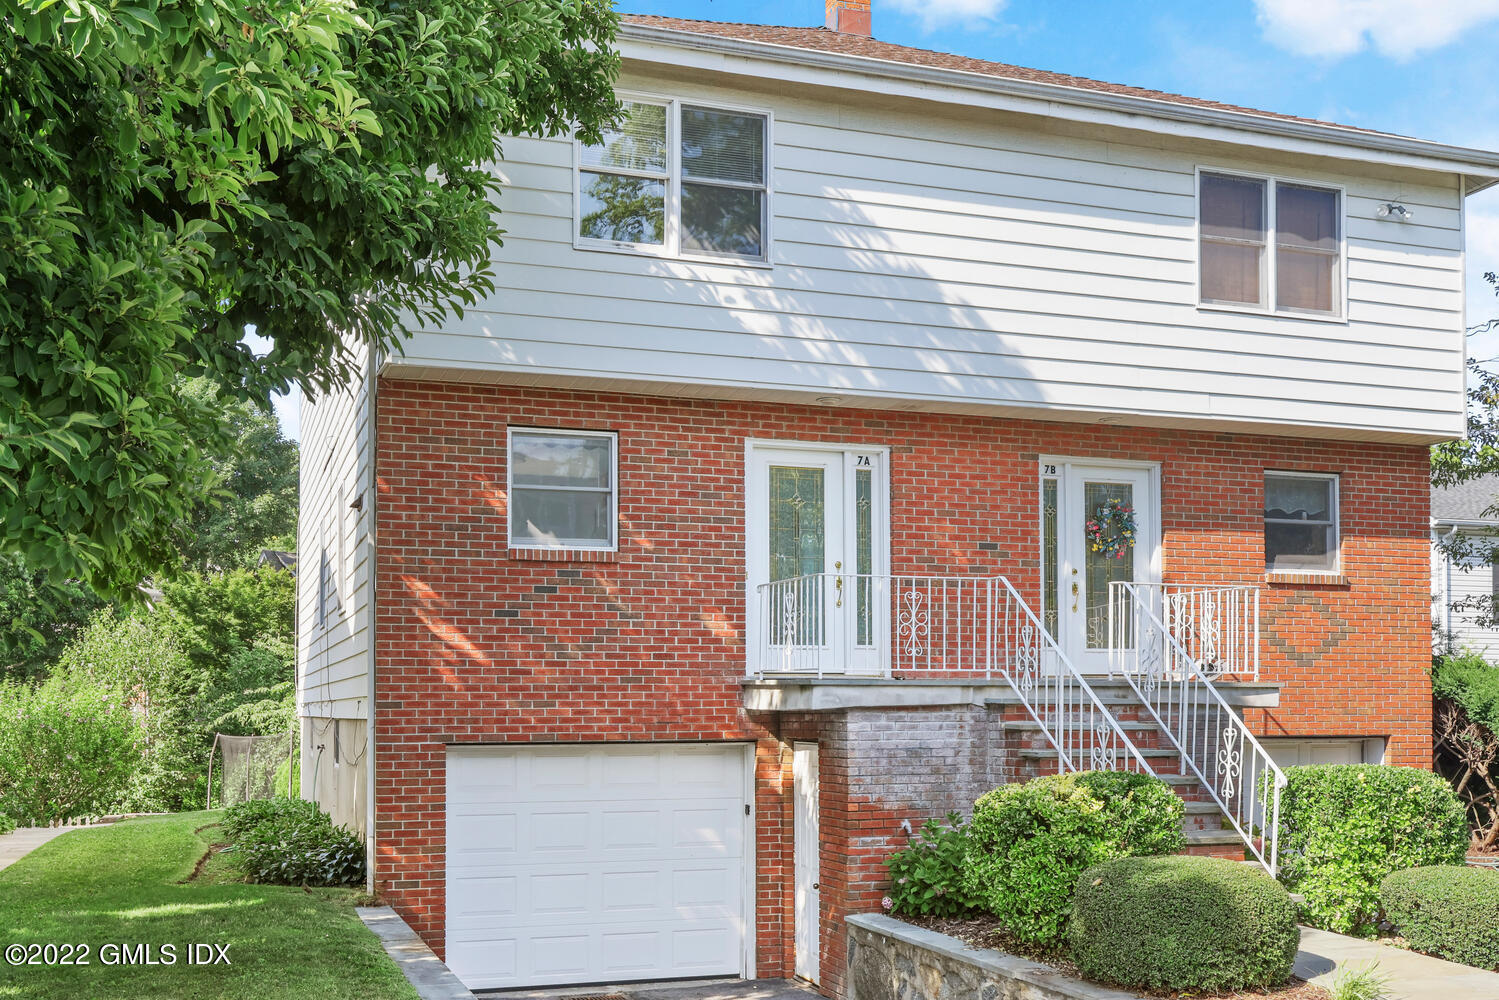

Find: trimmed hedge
1276;765;1467;935
1381;866;1499;970
962;770;1185;948
1070;855;1299;991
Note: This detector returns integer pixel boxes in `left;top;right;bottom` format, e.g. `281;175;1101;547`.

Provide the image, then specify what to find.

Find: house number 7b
1041;463;1057;475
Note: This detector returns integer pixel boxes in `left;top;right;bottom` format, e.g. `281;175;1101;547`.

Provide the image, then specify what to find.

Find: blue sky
266;0;1499;439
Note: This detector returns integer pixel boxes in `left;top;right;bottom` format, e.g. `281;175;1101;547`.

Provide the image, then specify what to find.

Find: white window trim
506;426;620;552
573;92;774;267
1194;165;1348;324
1264;469;1341;575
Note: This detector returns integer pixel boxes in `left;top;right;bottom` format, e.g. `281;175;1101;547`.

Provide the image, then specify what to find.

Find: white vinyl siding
298;339;373;721
1434;527;1499;657
392;66;1467;443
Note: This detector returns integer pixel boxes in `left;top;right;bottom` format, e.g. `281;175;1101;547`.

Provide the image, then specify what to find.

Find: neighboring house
297;2;1499;994
1433;475;1499;656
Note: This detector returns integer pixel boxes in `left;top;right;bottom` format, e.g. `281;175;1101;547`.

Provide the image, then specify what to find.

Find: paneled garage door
445;743;751;990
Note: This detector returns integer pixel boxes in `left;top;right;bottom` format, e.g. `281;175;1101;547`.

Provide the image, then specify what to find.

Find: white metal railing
1127;583;1260;680
752;573;1157;776
1108;580;1285;873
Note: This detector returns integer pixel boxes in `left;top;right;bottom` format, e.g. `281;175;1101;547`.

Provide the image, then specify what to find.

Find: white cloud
1254;0;1499;59
884;0;1007;32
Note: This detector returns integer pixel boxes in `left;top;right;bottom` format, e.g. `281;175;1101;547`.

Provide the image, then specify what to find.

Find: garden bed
851;914;1328;1000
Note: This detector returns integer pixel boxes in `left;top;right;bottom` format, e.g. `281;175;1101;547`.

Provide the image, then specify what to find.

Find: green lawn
0;812;418;1000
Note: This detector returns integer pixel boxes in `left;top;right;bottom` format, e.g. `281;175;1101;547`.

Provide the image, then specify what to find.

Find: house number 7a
1041;463;1057;475
856;455;872;466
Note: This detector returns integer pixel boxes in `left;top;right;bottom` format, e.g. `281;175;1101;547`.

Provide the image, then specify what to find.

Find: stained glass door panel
768;465;827;646
1082;481;1133;650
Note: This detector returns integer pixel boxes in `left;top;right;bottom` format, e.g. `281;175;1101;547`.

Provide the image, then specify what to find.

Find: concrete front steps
990;687;1252;865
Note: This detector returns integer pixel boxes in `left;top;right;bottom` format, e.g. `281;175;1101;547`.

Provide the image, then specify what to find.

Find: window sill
508;546;618;563
1197;303;1347;325
572;239;773;270
1264;571;1349;587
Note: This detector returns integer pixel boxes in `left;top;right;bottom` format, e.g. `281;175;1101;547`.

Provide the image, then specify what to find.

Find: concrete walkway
358;906;476;1000
0;825;98;873
1296;926;1499;999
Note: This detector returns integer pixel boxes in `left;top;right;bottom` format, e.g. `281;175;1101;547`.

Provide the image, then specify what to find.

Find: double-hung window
1264;472;1339;573
577;97;769;262
1199;172;1342;317
508;429;618;551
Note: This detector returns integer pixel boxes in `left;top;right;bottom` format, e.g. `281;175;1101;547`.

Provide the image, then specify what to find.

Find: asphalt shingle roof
1433;476;1499;522
622;15;1392;138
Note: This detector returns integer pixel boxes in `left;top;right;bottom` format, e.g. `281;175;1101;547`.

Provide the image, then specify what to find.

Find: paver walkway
0;825;97;873
1296;926;1499;999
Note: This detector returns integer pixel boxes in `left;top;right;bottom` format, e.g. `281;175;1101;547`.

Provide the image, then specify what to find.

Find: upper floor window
1264;472;1339;573
508;428;618;551
577;98;769;262
1200;172;1342;318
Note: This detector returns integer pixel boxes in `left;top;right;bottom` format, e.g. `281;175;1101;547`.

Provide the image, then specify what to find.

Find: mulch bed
898;914;1329;1000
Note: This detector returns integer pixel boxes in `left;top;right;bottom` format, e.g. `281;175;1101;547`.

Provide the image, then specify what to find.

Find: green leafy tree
1;0;621;594
56;607;202;810
172;379;299;573
1432;272;1499;633
0;553;103;681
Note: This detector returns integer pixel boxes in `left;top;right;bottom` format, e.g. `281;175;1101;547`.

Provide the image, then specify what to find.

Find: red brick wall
373;379;1433;984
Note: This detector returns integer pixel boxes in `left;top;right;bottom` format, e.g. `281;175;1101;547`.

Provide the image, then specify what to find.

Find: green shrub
221;797;365;886
963;770;1185;948
885;812;982;917
1381;866;1499;969
1070;855;1298;991
1433;653;1499;732
56;607;205;812
1431;653;1499;851
221;796;321;841
0;677;140;825
1276;765;1467;936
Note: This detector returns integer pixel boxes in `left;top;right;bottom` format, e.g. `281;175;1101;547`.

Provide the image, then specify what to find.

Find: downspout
364;341;379;895
1443;523;1457;644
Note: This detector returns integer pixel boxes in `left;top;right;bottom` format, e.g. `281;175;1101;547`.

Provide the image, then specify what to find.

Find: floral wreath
1086;498;1137;560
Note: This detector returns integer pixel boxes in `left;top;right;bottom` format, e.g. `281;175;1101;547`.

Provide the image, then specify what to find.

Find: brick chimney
826;0;871;35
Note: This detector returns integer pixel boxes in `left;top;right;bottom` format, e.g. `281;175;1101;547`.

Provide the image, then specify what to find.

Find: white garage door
445;743;750;990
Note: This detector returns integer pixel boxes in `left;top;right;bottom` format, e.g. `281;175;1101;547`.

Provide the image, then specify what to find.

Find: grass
1328;963;1391;1000
0;812;418;1000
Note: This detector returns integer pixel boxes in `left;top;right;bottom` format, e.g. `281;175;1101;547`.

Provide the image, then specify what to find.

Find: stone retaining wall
845;913;1139;1000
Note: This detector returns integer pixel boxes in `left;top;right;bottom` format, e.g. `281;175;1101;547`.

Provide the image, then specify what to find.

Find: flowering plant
1086;498;1136;560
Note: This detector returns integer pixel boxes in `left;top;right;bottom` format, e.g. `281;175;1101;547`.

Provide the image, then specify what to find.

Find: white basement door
445;743;750;990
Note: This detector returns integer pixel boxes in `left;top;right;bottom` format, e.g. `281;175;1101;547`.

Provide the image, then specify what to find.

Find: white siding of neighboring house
1434;527;1499;657
297;341;374;723
388;62;1469;443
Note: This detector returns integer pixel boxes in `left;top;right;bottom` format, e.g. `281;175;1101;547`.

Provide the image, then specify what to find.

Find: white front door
1043;461;1158;673
444;744;751;990
747;446;887;675
793;742;820;985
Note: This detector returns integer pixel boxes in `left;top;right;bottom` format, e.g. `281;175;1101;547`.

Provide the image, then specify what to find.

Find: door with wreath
1041;461;1159;673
